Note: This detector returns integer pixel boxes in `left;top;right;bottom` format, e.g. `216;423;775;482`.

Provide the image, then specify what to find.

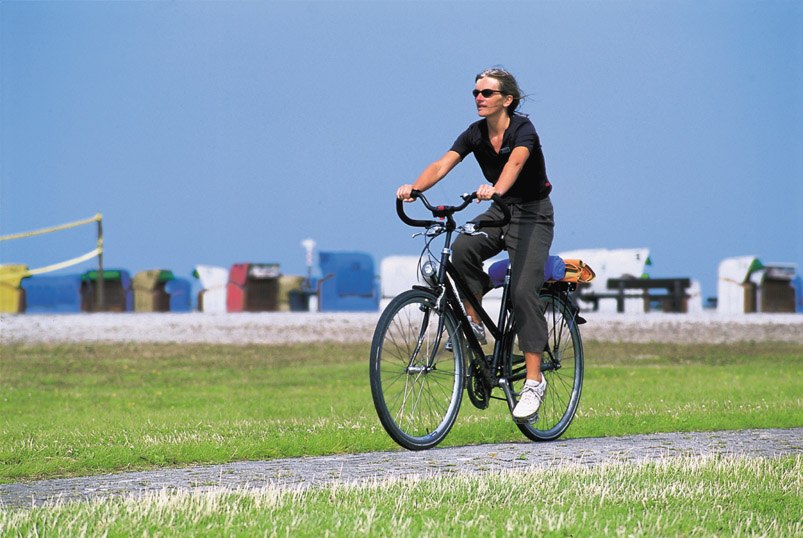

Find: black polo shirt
450;114;551;203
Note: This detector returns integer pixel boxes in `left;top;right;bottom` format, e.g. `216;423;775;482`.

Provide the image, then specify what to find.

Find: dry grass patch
1;456;799;537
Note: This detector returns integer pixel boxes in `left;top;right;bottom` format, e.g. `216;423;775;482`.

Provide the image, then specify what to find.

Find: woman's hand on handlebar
396;184;417;202
395;189;509;228
475;184;497;201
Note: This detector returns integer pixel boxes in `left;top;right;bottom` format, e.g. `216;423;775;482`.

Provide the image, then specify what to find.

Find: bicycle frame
428;231;582;410
442;261;506;356
418;214;524;409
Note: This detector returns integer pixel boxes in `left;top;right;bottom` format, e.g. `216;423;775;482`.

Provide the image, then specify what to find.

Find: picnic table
577;277;692;313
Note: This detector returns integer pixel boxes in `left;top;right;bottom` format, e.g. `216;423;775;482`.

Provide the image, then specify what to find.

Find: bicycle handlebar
396;190;511;229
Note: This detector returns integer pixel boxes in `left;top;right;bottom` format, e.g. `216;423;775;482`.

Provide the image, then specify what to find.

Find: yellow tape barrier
0;214;103;282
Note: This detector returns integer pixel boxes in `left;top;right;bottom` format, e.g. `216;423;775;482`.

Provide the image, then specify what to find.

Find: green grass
1;341;801;483
1;456;799;536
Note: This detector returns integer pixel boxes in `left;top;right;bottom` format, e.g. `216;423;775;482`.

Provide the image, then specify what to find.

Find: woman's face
474;76;512;118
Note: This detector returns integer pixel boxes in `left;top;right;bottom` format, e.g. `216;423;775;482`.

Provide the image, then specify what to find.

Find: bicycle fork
405;305;437;374
405;296;450;374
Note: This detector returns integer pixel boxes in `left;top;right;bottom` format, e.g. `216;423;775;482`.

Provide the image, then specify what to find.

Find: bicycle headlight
420;259;439;286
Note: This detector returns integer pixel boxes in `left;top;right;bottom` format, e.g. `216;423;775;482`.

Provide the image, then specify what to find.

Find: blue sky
1;0;801;300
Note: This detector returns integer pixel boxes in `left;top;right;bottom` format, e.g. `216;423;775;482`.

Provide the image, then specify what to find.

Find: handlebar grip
473;194;511;229
396;191;438;228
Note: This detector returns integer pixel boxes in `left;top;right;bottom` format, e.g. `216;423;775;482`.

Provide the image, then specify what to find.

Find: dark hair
475;67;523;115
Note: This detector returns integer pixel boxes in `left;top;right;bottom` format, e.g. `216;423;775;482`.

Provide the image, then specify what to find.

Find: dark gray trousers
452;197;554;352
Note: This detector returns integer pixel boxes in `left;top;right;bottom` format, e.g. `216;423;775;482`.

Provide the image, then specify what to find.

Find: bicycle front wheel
369;289;465;450
504;291;584;441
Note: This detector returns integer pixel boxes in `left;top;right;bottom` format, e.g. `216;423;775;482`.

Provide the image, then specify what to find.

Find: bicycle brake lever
460;223;488;238
413;225;445;239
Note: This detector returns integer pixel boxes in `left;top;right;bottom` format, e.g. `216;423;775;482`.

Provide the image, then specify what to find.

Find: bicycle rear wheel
504;291;584;441
369;289;465;450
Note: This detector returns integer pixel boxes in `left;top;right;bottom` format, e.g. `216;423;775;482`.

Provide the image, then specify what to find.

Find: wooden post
96;214;104;311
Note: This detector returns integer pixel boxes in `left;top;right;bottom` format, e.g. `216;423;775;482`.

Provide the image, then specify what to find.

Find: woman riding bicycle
396;67;554;422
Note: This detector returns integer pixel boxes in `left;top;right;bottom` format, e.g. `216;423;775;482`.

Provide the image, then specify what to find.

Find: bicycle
370;191;586;450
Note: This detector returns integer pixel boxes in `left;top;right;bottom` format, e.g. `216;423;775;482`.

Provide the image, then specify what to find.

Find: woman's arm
476;146;530;200
397;150;462;201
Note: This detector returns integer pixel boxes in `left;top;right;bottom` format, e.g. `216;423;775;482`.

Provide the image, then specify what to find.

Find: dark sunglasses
473;89;504;98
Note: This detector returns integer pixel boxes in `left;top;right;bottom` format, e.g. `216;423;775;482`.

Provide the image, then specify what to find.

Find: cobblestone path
2;428;800;509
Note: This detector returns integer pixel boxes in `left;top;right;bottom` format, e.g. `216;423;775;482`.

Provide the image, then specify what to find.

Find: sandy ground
2;311;802;345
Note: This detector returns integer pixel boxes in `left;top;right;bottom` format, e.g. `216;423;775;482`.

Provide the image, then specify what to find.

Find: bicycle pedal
513;412;539;425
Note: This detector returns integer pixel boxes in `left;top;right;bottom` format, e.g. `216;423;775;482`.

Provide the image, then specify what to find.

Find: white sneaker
512;378;546;422
468;319;487;345
445;318;486;351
